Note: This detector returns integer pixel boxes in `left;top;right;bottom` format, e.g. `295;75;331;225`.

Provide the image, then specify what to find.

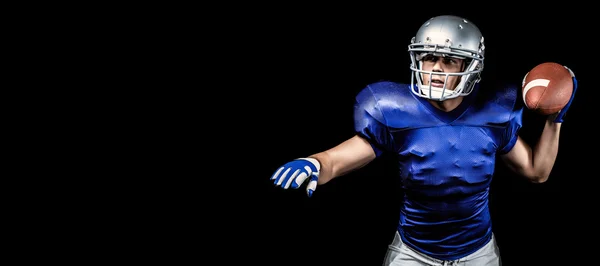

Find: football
522;62;573;115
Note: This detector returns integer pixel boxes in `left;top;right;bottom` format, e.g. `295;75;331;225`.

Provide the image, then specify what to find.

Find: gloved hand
554;66;578;123
271;158;320;197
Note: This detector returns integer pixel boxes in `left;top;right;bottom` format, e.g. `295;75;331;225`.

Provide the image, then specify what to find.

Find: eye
423;54;436;62
443;58;457;65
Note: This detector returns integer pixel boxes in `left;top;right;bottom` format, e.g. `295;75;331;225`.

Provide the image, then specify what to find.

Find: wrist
301;157;321;171
546;118;562;129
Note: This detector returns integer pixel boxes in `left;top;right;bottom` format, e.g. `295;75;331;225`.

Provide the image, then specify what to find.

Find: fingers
270;167;284;181
271;166;310;189
564;65;575;77
306;174;318;197
271;159;320;196
271;167;290;186
291;172;308;189
290;165;313;189
283;169;301;189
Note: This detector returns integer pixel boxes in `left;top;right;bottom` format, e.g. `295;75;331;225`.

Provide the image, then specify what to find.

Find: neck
428;96;464;112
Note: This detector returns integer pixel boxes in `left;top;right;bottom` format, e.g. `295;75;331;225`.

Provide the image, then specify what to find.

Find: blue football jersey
354;81;523;260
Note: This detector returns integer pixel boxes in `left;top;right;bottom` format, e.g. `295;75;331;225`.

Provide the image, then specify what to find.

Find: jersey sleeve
497;99;524;154
353;85;393;157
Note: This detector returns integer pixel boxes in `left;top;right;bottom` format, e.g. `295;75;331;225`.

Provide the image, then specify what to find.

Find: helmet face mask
408;15;485;101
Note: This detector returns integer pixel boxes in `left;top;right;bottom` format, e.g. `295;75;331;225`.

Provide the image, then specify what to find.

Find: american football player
270;15;577;265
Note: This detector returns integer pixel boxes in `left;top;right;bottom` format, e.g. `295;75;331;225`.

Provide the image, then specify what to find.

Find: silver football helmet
408;15;485;101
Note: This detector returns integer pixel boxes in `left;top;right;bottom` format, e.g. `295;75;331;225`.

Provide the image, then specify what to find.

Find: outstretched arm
309;135;377;185
500;119;561;183
271;135;377;197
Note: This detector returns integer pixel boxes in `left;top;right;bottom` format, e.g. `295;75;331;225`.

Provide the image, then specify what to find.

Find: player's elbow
526;171;550;183
529;175;549;184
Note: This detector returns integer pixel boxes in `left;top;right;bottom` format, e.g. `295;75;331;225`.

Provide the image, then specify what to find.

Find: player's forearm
308;151;336;185
308;135;376;185
531;119;562;182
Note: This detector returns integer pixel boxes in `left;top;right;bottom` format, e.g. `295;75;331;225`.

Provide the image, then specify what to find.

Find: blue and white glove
554;66;578;123
271;158;320;197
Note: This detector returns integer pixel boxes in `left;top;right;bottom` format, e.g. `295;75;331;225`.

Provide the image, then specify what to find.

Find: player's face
421;54;465;90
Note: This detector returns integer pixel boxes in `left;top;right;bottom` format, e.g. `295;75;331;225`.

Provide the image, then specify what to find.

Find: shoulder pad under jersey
354;81;439;129
459;83;523;127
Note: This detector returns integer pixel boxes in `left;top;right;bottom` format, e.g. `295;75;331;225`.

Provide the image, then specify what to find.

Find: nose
432;60;444;73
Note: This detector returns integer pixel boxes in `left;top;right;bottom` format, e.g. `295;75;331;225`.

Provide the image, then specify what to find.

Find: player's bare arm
500;119;561;183
309;135;376;185
270;135;377;196
502;64;577;183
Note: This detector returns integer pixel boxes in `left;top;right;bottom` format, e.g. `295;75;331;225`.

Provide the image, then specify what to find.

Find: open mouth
430;78;445;87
